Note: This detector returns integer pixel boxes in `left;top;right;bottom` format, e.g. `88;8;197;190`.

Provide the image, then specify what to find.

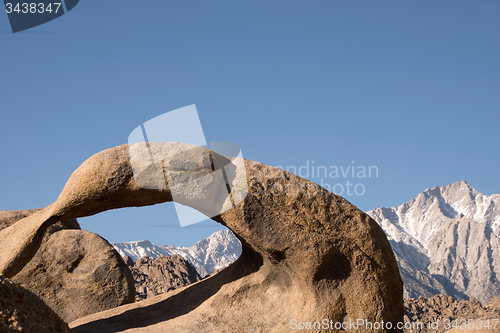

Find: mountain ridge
368;179;500;303
113;229;241;277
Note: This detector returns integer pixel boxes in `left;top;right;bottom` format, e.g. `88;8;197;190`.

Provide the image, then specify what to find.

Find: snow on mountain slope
368;180;500;303
162;229;241;277
113;240;173;261
113;230;241;278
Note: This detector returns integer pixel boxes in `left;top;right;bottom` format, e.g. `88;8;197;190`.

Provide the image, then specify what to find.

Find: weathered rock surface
486;297;500;311
129;255;202;301
11;230;136;323
0;208;80;239
0;143;404;332
123;255;134;266
404;294;500;333
445;328;498;333
0;276;73;333
1;209;136;323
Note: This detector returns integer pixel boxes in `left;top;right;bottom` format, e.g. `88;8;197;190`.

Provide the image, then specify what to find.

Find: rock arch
0;143;403;332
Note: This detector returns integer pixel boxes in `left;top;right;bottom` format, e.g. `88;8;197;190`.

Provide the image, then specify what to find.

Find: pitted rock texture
0;276;73;333
11;230;136;323
129;255;202;301
486;297;500;311
0;143;403;332
404;294;500;333
1;209;135;323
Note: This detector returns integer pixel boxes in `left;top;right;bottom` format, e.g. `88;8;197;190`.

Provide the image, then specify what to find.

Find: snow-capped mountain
113;230;241;278
113;180;500;303
368;180;500;303
162;229;241;278
113;240;173;261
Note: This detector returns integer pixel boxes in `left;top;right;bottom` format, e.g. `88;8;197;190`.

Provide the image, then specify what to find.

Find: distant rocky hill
126;254;202;301
114;229;241;277
368;180;500;303
404;295;500;333
114;180;500;305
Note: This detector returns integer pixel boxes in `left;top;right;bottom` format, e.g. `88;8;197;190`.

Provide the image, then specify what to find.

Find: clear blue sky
1;1;499;247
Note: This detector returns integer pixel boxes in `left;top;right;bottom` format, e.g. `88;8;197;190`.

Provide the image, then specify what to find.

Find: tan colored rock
1;143;404;332
0;276;73;333
1;209;135;323
11;230;135;323
130;255;202;301
0;209;43;230
0;208;80;239
404;295;500;333
446;328;500;333
486;297;500;311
